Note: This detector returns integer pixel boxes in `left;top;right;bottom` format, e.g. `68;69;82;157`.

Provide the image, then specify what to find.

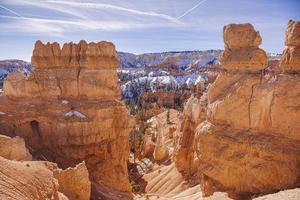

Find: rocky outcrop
280;20;300;72
53;162;91;200
0;154;91;200
194;22;300;198
0;40;134;196
173;94;207;177
0;134;32;161
0;156;67;200
172;21;300;198
220;23;268;72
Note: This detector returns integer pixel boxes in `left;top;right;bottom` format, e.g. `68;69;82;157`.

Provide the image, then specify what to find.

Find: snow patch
64;110;87;119
62;100;69;104
0;111;6;115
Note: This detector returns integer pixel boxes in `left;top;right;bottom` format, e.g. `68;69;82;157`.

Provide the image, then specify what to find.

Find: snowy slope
0;59;31;87
117;50;222;69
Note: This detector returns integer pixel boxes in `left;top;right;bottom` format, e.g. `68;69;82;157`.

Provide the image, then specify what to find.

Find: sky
0;0;299;61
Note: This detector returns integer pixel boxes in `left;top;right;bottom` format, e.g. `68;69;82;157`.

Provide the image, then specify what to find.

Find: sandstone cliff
174;21;300;199
0;40;134;197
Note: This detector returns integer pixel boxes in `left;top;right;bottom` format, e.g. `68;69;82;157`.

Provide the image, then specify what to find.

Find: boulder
221;23;268;72
153;145;169;162
0;134;32;161
223;23;262;49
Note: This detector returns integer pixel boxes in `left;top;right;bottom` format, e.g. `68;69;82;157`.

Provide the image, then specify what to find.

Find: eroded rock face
0;40;134;195
53;162;91;200
0;156;66;200
0;134;32;161
194;22;300;198
220;23;268;72
280;20;300;72
171;21;300;198
173;94;207;177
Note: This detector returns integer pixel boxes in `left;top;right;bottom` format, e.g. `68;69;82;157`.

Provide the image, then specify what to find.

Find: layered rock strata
220;23;268;72
0;40;134;195
173;21;300;198
0;156;90;200
194;22;300;198
0;156;67;200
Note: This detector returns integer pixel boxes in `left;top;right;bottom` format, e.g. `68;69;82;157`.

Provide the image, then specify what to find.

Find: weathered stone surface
194;22;300;198
280;46;300;72
0;40;134;195
0;134;32;161
153;121;169;162
220;48;268;72
195;121;300;197
174;22;300;198
53;162;91;200
173;94;207;176
280;20;300;73
32;40;118;69
223;23;262;49
0;156;67;200
221;23;268;72
285;20;300;47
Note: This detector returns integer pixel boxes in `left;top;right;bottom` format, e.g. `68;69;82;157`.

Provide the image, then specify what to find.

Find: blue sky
0;0;299;61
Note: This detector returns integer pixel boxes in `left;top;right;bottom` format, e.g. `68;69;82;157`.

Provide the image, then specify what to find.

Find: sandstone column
194;22;300;198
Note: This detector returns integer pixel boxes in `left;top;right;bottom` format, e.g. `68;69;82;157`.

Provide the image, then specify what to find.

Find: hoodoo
0;40;134;197
173;21;300;199
194;22;300;198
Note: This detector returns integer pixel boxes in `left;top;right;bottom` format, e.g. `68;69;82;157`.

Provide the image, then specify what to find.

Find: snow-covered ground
0;59;31;86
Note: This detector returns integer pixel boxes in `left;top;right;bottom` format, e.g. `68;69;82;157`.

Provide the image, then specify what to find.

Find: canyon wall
0;40;134;196
174;21;300;198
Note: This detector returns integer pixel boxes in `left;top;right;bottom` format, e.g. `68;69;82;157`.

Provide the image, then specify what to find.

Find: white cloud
1;0;87;19
0;0;212;36
0;0;187;36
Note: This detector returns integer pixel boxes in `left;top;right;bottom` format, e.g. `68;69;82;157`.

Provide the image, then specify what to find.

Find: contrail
47;0;180;23
0;4;23;17
177;0;208;19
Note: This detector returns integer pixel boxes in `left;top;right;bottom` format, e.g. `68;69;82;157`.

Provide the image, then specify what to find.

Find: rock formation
0;134;32;161
193;22;300;198
220;23;268;72
0;154;90;200
0;40;134;196
280;20;300;72
0;156;68;200
172;21;300;199
53;161;91;200
173;93;207;177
